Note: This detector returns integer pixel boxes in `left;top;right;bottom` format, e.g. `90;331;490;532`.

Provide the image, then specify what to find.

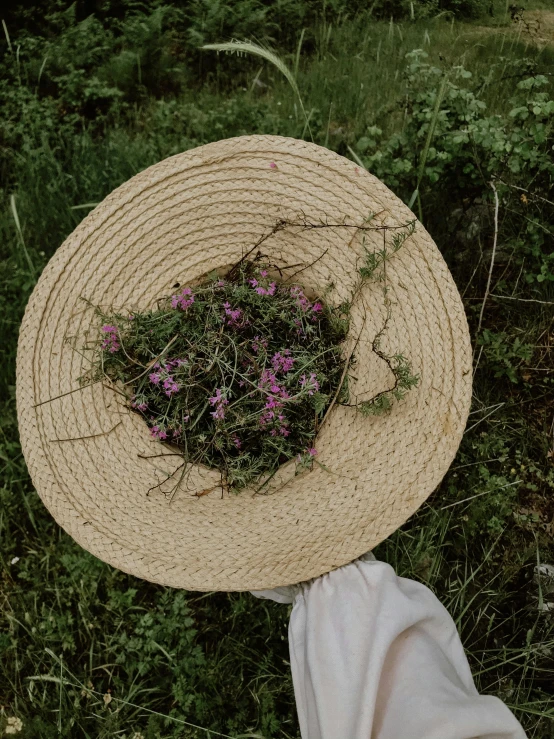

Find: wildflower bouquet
88;256;351;493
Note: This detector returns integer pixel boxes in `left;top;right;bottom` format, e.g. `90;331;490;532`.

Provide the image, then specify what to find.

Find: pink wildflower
223;301;242;326
171;287;195;311
271;350;295;374
209;388;229;421
255;281;276;296
258;369;289;399
150;425;168;441
100;324;120;353
297;447;317;462
300;372;320;396
291;286;311;312
130;396;148;412
149;359;185;394
252;277;276;296
163;377;180;397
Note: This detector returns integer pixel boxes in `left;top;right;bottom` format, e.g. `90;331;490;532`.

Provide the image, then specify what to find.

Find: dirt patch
515;10;554;46
465;9;554;49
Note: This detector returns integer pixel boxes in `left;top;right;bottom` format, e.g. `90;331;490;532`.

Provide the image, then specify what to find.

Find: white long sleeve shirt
252;554;526;739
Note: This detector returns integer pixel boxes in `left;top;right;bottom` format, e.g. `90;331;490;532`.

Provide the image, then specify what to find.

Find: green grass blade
10;194;37;278
201;40;312;141
294;28;305;81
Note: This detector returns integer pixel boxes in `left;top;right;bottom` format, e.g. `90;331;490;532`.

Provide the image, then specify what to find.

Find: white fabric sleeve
251;556;527;739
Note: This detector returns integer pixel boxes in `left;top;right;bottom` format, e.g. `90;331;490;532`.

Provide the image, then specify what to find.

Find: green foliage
356;52;554;286
359;220;416;280
478;329;533;383
359;353;420;415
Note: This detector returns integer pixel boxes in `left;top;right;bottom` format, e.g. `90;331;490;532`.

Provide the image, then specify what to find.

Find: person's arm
252;554;526;739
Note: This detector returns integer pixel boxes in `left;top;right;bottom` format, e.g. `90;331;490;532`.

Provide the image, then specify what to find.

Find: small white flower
132;733;145;739
10;557;19;565
5;716;24;734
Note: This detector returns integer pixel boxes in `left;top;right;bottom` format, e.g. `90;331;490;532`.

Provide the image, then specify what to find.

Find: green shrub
356;52;554;286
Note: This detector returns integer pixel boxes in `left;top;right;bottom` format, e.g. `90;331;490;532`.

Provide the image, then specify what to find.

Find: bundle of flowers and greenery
84;224;419;495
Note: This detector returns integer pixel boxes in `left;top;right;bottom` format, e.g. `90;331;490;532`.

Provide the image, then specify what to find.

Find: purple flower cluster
149;358;186;397
209;388;229;421
130;395;148;411
249;274;277;296
290;286;310;312
258;367;292;437
271;349;295;374
101;324;120;353
171;287;195;311
223;301;243;326
300;372;320;396
290;288;323;322
297;447;318;462
150;425;167;440
150;415;190;442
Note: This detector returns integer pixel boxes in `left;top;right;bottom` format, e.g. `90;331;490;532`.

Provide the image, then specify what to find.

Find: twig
49;421;122;443
226;221;286;280
282;248;329;283
490;294;554;306
315;317;365;437
282;216;412;232
138;452;184;460
34;380;101;408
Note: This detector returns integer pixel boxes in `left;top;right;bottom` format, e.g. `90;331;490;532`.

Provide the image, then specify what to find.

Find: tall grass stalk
2;19;13;52
294;28;306;81
202;40;313;140
10;194;36;278
408;71;449;220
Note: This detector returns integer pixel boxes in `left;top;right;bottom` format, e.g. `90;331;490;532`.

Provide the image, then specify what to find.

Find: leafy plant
477;329;533;383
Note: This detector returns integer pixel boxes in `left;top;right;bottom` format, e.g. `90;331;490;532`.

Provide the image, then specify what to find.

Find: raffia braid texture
16;135;472;591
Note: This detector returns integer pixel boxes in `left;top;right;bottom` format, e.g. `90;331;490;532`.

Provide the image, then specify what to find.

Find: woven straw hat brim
16;135;472;591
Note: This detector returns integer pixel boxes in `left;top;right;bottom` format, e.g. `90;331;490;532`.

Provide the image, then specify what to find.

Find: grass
1;2;554;737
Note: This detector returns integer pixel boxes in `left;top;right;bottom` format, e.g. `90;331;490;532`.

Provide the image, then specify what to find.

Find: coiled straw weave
16;135;472;591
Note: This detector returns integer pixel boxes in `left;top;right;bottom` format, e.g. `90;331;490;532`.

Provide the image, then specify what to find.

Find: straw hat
16;135;472;592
